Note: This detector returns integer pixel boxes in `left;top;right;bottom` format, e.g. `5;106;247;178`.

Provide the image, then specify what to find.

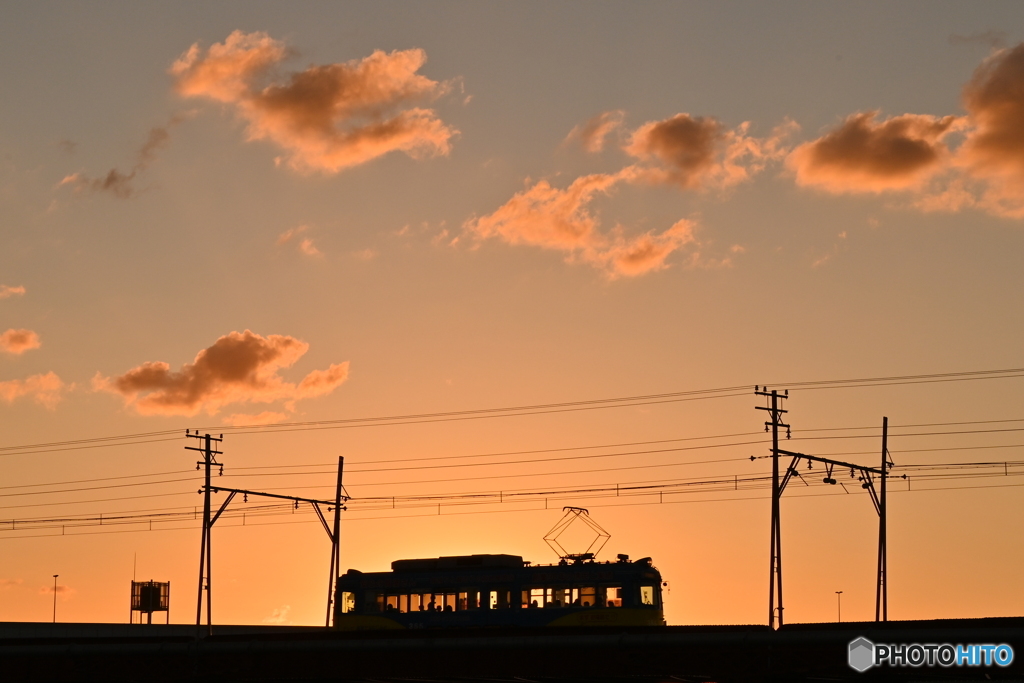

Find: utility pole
755;387;789;630
186;431;222;637
836;591;843;623
325;457;344;627
52;575;58;623
876;417;889;622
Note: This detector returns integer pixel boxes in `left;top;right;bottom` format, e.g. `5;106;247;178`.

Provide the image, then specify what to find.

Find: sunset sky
2;2;1024;628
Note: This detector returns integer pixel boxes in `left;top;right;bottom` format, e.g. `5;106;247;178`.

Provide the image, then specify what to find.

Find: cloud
0;372;67;409
94;330;349;416
0;285;26;300
262;605;291;624
40;583;74;599
0;329;41;355
224;410;289;427
563;110;625;152
949;30;1007;49
464;168;697;278
625;114;793;190
957;44;1024;216
171;31;457;173
276;225;322;256
787;111;965;193
59;116;184;198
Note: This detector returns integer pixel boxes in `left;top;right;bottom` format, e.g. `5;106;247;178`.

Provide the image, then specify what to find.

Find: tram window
411;594;423;612
424;594;439;611
641;586;655;606
340;591;355;614
369;593;384;612
551;588;568;608
386;595;400;612
605;587;622;607
581;587;596;607
490;589;511;609
522;590;531;609
444;593;456;612
463;590;479;610
529;588;545;608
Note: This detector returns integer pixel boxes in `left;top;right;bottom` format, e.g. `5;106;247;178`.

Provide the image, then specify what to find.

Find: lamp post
835;591;843;623
52;575;58;623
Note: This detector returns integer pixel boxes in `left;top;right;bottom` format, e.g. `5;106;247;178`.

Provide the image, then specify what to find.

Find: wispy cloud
0;372;67;409
171;31;457;173
563;110;625;152
0;285;26;300
464;167;697;278
0;329;41;355
59;116;185;198
276;225;322;256
262;605;291;624
94;330;348;417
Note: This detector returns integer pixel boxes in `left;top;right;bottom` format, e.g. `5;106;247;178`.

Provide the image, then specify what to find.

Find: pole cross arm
776;449;885;475
205;486;339;508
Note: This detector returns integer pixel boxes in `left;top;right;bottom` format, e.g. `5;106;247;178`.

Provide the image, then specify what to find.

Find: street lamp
52;575;59;623
835;591;843;623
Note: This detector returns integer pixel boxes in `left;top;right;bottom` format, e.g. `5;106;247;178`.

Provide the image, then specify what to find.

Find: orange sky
1;2;1024;627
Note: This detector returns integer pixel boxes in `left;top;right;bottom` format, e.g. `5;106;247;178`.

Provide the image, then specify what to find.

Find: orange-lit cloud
171;31;457;173
0;329;41;355
0;285;26;299
59;117;184;198
224;410;289;427
958;44;1024;216
464;168;697;278
787;111;964;193
563;110;625;152
277;225;322;256
0;372;67;409
625;114;792;190
94;330;349;416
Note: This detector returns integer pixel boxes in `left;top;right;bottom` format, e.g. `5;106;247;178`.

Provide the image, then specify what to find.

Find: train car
334;553;665;630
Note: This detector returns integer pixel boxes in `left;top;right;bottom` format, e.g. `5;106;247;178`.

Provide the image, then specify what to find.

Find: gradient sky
2;1;1024;627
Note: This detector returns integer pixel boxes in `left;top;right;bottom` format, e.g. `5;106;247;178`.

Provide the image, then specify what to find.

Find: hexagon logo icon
848;637;875;672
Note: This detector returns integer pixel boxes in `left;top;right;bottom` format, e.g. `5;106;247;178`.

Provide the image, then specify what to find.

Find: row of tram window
342;585;658;614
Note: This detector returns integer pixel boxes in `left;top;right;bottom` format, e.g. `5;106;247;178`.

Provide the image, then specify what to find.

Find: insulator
850;468;855;478
243;493;248;503
807;461;812;470
218;466;223;476
195;464;199;471
861;482;870;489
294;500;299;509
765;425;769;432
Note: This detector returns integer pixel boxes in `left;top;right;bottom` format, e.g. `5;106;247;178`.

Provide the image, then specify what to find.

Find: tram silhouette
333;508;664;629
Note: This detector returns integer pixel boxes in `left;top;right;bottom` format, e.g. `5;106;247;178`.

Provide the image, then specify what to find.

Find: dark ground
1;616;1021;682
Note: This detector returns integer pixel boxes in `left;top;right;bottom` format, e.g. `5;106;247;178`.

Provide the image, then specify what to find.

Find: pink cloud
625;114;792;190
464;168;697;278
0;329;40;355
787;111;964;193
94;330;349;416
171;31;457;173
0;285;25;300
0;372;67;409
563;110;625;152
